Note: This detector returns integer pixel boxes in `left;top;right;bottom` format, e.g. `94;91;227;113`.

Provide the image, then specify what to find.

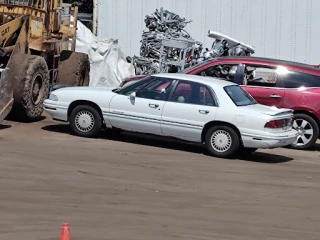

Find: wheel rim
75;110;95;133
32;74;44;106
292;118;314;146
210;130;232;153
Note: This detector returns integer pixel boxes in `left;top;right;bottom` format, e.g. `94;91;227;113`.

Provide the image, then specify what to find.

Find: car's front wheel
290;113;319;150
69;105;102;138
205;125;240;158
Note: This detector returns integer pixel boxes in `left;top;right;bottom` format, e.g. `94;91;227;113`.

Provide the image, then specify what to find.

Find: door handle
199;110;210;114
270;94;281;98
149;104;159;108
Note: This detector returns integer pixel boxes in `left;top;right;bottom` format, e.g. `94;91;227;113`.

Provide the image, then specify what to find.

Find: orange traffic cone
60;223;71;240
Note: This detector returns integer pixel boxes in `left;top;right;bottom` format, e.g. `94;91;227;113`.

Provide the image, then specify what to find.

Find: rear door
278;68;320;109
189;61;286;108
161;80;218;142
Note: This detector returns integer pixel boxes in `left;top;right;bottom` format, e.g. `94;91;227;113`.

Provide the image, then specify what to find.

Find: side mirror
129;92;136;101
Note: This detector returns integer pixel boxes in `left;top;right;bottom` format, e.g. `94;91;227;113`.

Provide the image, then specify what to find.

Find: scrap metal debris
198;30;256;62
127;8;256;75
127;8;203;75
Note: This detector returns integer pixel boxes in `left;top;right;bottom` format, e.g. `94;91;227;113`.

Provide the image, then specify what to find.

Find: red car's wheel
291;114;319;150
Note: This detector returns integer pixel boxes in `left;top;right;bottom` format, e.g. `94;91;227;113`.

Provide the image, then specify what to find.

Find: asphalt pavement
0;114;319;240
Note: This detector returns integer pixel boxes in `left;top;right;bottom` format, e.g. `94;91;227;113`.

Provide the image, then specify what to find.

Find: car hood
242;104;293;116
53;86;116;93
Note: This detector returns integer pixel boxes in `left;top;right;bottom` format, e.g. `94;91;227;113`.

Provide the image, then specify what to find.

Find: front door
241;65;285;108
161;80;218;142
109;77;174;135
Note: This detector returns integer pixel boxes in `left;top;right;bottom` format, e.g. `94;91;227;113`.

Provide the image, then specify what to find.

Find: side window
135;77;173;101
170;81;216;106
281;71;320;88
244;65;280;87
120;77;155;96
195;64;239;82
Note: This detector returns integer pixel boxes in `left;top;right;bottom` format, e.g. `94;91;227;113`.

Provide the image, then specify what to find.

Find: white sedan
44;73;298;158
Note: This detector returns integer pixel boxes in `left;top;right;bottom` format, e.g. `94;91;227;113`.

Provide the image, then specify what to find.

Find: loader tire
57;51;90;86
9;54;50;122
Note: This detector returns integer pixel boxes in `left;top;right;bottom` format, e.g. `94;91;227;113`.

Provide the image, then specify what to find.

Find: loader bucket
0;68;14;123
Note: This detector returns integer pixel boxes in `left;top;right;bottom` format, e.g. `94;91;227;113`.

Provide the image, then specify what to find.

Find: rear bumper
242;130;299;149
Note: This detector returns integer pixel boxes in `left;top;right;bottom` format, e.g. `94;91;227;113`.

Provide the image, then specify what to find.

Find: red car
120;56;320;150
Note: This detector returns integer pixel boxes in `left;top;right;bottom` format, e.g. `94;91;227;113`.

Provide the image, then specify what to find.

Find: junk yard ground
0;114;319;240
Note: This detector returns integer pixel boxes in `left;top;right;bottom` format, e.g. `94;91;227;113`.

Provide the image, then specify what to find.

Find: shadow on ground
236;152;293;164
285;142;320;152
314;143;320;151
306;143;320;152
42;124;294;164
0;124;11;130
5;115;46;123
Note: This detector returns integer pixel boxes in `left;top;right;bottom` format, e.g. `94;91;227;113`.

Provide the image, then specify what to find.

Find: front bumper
242;129;299;149
43;100;68;122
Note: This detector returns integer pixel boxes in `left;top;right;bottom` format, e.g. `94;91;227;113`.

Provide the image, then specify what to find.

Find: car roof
214;56;319;69
182;56;320;74
152;73;237;87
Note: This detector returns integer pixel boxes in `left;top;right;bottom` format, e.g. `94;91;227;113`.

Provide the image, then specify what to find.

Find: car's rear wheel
290;113;319;150
69;105;102;138
205;125;240;158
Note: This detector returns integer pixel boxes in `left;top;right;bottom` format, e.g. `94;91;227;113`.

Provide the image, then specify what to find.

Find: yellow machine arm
0;16;24;45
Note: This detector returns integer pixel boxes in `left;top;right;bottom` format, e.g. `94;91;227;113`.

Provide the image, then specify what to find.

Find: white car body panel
44;86;117;126
44;73;298;149
161;102;217;142
109;94;165;135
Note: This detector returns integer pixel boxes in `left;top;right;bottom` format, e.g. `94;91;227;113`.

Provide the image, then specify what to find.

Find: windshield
120;79;142;89
113;76;150;94
180;59;215;73
224;85;257;106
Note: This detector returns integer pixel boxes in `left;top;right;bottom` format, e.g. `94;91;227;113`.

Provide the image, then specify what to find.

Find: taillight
265;117;293;129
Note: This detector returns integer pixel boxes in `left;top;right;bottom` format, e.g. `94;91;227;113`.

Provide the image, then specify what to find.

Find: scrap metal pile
200;30;256;62
126;8;203;75
126;8;256;75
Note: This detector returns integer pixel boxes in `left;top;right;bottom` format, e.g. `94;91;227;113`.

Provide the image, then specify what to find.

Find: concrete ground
0;114;319;240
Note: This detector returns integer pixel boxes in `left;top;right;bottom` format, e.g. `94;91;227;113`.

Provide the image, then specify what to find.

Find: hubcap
210;130;232;153
32;74;44;106
292;119;314;146
75;110;95;133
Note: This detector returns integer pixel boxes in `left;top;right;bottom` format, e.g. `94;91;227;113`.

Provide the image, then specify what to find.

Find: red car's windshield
180;59;216;74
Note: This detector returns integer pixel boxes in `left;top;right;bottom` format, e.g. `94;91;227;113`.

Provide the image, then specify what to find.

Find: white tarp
74;20;135;87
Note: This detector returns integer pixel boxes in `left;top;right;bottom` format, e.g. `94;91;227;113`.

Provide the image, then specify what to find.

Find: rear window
224;85;257;106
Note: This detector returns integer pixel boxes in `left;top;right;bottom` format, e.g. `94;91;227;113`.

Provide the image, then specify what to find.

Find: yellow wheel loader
0;0;90;122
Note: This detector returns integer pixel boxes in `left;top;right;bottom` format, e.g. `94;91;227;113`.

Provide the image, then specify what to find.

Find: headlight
49;94;58;101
